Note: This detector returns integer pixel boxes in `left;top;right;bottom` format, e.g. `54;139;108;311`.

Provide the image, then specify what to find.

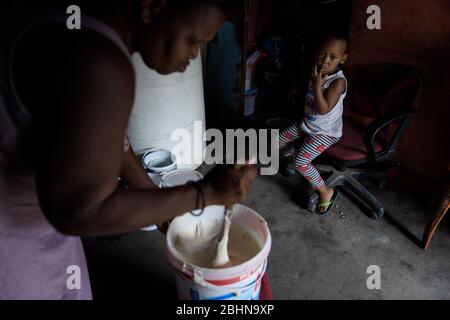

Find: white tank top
301;69;347;138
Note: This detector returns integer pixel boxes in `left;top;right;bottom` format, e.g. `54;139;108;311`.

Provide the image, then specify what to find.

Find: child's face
315;39;348;75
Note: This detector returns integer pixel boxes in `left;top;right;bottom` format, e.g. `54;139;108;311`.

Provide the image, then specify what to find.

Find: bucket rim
166;204;272;279
160;169;204;188
142;149;177;173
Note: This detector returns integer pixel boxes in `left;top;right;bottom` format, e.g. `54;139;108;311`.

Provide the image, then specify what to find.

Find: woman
0;0;257;299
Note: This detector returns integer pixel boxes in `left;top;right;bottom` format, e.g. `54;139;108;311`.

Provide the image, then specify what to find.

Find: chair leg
349;168;388;189
315;164;335;176
341;175;385;220
422;173;449;250
312;165;386;220
423;204;449;250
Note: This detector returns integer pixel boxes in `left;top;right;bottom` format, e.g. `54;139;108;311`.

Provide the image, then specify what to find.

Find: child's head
315;34;349;75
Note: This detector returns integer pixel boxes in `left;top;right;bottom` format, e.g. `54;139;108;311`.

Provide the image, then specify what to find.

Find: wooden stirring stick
212;164;244;268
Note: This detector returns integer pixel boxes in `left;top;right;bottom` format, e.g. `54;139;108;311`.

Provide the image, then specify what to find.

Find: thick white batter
174;220;262;269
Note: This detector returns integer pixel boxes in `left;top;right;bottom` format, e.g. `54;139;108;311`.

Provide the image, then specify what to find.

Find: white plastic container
245;50;264;91
128;53;206;169
160;169;204;189
244;87;258;117
142;148;177;186
140;149;177;232
166;204;272;300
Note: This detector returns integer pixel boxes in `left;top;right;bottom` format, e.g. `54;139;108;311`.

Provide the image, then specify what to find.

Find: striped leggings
279;122;340;189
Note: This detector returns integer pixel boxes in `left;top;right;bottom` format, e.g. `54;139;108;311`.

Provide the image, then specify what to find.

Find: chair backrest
350;63;423;118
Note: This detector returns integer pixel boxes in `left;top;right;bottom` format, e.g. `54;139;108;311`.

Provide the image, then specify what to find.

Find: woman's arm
121;145;158;190
15;27;257;237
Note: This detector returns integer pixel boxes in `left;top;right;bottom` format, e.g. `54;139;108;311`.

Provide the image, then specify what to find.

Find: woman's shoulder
16;23;132;75
13;24;135;119
14;23;134;92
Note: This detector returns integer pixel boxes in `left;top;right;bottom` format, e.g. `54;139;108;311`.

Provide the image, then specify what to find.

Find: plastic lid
160;169;204;188
142;149;177;174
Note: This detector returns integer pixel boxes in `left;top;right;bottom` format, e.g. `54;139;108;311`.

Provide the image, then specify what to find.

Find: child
279;35;348;215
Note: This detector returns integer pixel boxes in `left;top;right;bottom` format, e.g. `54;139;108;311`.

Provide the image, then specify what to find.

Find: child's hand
311;65;326;89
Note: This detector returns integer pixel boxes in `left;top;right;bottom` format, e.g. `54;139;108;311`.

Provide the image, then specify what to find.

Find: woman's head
136;0;228;74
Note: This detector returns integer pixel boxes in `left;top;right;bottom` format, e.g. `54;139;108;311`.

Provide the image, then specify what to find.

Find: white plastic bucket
142;148;177;186
128;53;206;170
140;149;178;232
160;169;204;189
166;205;271;300
244;87;258;117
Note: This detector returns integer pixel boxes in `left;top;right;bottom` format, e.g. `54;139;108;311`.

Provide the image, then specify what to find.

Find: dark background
1;0;448;216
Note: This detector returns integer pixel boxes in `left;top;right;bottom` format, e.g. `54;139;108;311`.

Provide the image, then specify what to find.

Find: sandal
316;189;340;217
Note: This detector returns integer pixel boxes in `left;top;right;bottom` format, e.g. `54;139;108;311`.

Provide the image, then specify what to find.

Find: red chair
308;63;423;220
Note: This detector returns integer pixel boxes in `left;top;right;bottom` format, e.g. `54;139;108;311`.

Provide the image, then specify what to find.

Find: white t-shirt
300;69;347;138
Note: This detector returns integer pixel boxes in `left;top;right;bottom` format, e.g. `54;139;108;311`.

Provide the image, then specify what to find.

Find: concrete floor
83;173;450;300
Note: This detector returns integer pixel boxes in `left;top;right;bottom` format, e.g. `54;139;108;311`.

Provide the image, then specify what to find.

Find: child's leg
278;122;304;148
276;122;305;159
294;133;340;212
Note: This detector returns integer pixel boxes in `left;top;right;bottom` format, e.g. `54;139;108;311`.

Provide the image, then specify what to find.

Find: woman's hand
311;65;326;89
202;164;258;207
156;164;257;235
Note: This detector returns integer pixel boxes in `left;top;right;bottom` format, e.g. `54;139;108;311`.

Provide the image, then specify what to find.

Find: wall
347;0;450;198
205;1;248;129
